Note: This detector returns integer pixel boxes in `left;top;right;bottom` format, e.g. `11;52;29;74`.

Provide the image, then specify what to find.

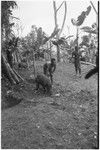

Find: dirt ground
1;60;98;149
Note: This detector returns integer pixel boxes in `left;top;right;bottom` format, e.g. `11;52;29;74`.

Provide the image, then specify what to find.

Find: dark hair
51;58;56;62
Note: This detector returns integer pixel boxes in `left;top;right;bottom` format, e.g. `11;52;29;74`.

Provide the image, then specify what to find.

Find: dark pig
35;74;52;94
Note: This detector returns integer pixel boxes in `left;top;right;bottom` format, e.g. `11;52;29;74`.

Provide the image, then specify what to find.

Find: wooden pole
50;40;52;59
76;27;79;48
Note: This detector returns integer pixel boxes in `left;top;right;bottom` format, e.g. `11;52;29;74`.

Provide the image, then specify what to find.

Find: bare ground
1;61;98;149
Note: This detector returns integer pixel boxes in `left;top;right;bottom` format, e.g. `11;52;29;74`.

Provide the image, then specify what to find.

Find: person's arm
72;51;75;58
43;63;49;75
52;64;56;73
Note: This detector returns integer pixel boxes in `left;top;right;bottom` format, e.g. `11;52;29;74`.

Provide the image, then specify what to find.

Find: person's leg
74;62;78;75
43;64;48;76
78;62;81;77
79;67;81;75
46;84;52;95
43;65;46;75
50;73;53;84
43;85;46;93
35;82;39;90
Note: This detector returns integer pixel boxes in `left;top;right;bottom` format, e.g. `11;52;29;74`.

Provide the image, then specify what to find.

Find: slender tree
53;1;67;62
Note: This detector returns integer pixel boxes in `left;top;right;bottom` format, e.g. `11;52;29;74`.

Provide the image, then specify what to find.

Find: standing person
43;58;56;84
72;45;81;77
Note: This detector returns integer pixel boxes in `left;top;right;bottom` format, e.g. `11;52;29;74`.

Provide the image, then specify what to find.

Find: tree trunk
57;45;60;62
32;51;36;78
76;27;79;48
81;60;96;66
1;53;24;84
13;68;24;81
26;54;29;69
53;1;67;62
58;2;67;37
50;40;52;59
53;1;60;62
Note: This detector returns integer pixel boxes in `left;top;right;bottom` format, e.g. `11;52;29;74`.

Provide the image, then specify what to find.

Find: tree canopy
1;1;17;42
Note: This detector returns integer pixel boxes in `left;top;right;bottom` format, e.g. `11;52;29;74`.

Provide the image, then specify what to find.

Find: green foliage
82;35;89;44
20;25;47;58
80;23;98;48
52;37;65;46
81;24;97;34
71;6;91;26
1;1;17;41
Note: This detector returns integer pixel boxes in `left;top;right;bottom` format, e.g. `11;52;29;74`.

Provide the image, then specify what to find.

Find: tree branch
90;1;98;15
58;1;67;36
53;1;58;28
56;1;64;12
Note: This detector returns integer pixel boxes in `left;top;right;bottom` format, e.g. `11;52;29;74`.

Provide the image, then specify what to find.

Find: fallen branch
81;61;96;67
7;64;20;83
13;68;24;81
1;53;23;84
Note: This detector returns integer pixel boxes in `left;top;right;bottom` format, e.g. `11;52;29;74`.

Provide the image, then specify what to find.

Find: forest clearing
1;60;98;149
